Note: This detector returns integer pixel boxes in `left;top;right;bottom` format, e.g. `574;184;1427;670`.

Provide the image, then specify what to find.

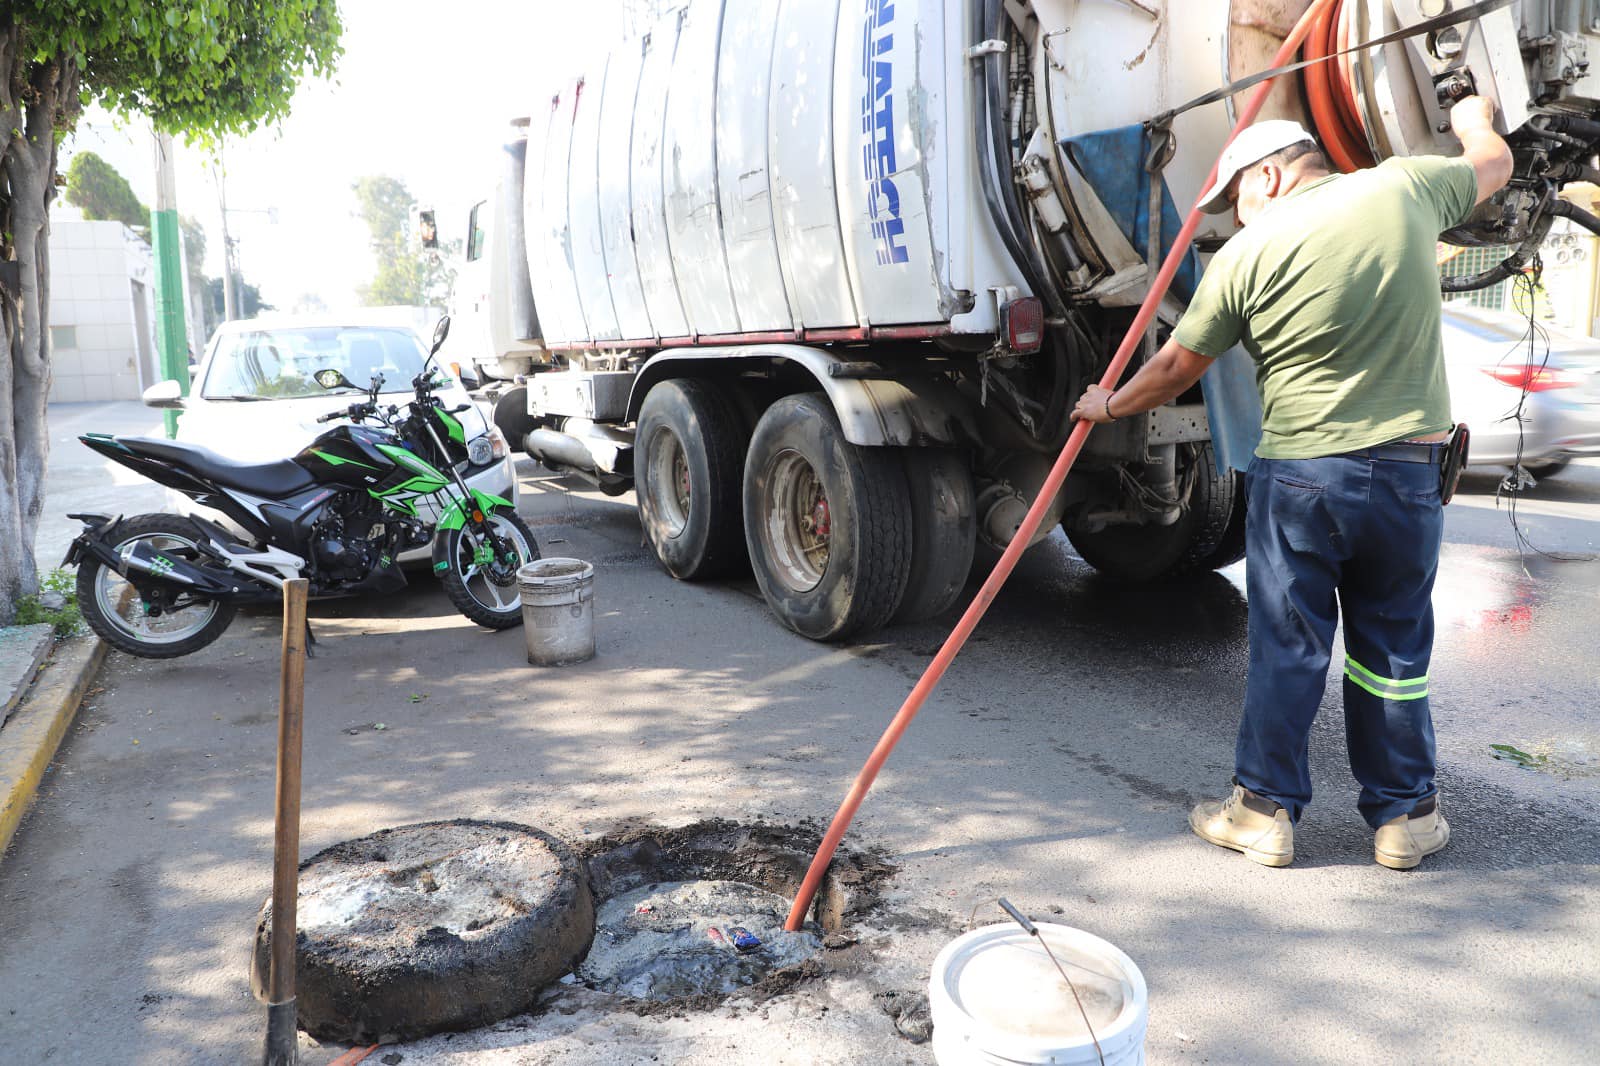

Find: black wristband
1104;393;1117;422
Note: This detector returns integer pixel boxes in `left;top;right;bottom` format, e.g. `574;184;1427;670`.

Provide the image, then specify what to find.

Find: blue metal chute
1063;124;1262;473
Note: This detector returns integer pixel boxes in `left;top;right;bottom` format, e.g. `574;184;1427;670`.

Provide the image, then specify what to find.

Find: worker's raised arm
1450;96;1514;205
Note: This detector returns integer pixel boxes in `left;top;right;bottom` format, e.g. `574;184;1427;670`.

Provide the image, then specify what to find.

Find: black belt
1357;441;1447;464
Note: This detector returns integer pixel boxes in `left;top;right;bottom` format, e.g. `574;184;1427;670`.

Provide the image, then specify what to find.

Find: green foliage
16;0;344;144
352;174;456;309
12;570;83;638
1490;743;1550;771
179;215;218;342
204;276;272;319
63;151;148;231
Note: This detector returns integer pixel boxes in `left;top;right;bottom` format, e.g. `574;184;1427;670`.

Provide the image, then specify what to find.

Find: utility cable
1490;264;1595;568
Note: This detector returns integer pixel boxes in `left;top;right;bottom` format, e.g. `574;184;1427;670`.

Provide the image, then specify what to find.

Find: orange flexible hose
328;1046;379;1066
1332;1;1368;144
782;0;1344;933
1305;0;1375;171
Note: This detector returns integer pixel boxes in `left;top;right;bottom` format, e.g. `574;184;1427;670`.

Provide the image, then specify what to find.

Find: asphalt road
1;420;1596;1065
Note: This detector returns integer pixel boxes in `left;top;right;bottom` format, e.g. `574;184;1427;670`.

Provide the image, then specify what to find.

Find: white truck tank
524;0;1023;348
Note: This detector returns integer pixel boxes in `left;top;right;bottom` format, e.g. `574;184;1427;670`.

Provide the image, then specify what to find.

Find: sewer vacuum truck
467;0;1600;641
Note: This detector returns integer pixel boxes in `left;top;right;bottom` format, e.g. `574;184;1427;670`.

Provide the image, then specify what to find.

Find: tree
205;276;271;320
63;151;148;234
0;2;342;620
179;215;217;343
352;174;455;310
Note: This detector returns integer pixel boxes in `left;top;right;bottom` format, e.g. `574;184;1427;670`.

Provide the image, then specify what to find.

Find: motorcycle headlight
468;435;495;466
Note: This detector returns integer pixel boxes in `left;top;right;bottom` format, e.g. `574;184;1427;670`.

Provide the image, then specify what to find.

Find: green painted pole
152;131;189;439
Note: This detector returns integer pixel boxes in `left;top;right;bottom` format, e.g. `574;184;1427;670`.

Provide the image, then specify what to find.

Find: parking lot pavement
0;455;1596;1065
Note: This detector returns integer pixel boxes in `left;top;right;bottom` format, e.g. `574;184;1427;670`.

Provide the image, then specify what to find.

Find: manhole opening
575;819;893;1007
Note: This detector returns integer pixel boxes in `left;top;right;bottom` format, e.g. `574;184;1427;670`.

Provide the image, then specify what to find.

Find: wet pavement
0;450;1595;1064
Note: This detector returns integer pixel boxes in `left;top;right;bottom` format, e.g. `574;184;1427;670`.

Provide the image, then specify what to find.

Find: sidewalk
35;401;169;571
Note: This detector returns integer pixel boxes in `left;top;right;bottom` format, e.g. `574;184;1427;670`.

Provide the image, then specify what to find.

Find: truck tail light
1001;296;1044;354
1483;364;1580;392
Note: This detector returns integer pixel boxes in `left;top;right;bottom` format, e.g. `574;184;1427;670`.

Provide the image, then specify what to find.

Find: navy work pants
1237;450;1443;829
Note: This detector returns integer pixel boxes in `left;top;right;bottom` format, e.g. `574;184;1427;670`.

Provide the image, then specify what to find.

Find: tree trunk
1;22;78;623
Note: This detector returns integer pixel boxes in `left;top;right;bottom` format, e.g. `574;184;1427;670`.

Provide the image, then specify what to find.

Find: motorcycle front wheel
437;509;540;629
75;513;237;659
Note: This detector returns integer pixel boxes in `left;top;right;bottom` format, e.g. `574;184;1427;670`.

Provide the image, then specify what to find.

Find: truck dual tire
894;448;976;624
743;393;912;641
1064;442;1242;581
491;386;537;454
636;379;750;580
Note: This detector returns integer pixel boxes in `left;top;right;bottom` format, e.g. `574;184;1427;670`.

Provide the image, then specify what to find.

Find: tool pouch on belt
1441;423;1470;505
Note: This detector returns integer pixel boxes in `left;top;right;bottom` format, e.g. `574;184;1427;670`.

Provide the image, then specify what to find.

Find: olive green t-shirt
1172;156;1480;459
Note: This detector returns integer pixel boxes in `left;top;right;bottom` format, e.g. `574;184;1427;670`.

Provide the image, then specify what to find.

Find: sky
59;0;631;314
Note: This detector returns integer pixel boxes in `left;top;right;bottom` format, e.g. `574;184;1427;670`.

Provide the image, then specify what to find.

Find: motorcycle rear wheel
438;509;540;629
75;513;237;659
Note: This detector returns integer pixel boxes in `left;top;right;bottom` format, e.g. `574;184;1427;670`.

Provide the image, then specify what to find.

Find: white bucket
518;558;595;666
928;922;1148;1066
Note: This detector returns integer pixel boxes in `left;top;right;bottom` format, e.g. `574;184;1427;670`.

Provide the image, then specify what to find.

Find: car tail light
1482;364;1581;392
1001;296;1044;354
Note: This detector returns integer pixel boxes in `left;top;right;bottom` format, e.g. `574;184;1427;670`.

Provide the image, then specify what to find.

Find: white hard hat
1196;120;1319;215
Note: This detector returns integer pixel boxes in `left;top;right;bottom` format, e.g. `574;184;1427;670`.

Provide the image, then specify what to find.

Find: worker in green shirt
1072;96;1512;869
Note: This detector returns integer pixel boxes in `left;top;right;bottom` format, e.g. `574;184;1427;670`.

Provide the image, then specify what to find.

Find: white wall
46;216;162;403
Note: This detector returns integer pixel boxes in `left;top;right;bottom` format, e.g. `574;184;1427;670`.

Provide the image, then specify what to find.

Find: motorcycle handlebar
315;409;344;423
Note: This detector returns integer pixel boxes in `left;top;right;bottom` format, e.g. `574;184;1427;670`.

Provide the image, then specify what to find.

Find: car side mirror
315;368;355;390
142;379;185;410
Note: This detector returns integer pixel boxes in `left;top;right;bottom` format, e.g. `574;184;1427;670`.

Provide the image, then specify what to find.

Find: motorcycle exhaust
117;539;275;601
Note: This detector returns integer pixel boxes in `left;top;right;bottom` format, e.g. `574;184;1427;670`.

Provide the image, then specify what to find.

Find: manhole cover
578;880;823;1000
250;820;593;1043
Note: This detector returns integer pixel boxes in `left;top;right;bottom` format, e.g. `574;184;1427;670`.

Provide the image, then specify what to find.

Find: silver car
1442;304;1600;476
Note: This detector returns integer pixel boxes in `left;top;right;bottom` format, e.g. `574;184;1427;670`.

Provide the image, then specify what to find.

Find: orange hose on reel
1304;0;1376;172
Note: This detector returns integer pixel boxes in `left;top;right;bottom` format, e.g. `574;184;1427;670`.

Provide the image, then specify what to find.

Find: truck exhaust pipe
524;425;633;496
524;428;600;474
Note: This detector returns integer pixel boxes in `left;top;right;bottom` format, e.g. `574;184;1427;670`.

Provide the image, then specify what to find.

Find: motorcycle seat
115;436;318;498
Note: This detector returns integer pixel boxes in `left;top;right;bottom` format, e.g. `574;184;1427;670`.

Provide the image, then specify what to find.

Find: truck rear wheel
744;394;912;641
492;386;536;454
1064;442;1240;580
636;379;749;580
893;448;975;624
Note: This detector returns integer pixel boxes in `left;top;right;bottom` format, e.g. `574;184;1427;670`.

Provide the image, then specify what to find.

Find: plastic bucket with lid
928;922;1148;1065
518;558;595;666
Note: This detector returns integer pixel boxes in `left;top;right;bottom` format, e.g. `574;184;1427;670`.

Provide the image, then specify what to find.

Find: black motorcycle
65;317;539;659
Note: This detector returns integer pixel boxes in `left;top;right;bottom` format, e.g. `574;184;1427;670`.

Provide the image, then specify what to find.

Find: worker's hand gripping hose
782;0;1343;933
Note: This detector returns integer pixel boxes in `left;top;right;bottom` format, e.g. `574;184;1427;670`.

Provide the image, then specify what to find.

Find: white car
144;314;518;560
1443;304;1600;476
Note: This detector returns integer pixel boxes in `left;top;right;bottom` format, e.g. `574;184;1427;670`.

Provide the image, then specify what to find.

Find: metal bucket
518;558;595;666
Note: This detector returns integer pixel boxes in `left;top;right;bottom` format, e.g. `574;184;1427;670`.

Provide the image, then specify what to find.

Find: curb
0;633;110;859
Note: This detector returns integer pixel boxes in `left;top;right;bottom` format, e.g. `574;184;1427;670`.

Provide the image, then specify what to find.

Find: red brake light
1482;364;1581;392
1001;296;1044;354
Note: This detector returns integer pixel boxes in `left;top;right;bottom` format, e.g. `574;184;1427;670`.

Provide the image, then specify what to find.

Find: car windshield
201;326;428;400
